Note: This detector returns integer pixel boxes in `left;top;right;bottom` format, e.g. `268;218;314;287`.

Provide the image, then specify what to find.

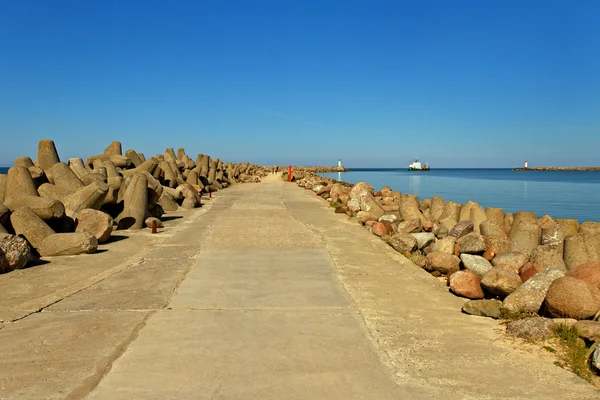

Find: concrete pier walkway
0;179;597;399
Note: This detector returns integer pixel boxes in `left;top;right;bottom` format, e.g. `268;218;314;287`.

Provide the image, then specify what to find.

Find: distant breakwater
283;166;349;173
514;166;600;171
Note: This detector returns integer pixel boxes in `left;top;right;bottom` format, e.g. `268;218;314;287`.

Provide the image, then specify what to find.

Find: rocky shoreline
290;169;600;383
0;140;266;272
514;167;600;171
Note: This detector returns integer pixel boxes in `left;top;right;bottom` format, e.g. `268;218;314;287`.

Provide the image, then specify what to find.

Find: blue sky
1;0;599;167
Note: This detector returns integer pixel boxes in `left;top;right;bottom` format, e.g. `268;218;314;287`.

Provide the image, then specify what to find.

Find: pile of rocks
0;140;262;273
295;172;600;372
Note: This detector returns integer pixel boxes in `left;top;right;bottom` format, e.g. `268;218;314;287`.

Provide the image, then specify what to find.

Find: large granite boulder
491;252;529;273
411;232;435;249
481;268;522;297
506;317;554;340
0;234;31;271
448;221;474;239
545;276;600;319
449;270;484;299
460;254;493;277
565;261;600;289
389;232;417;253
462;299;503;319
425;252;460;275
457;232;486;254
503;267;564;313
75;209;113;243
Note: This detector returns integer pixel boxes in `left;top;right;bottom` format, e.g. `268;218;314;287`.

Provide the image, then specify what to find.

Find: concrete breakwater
514;166;600;171
291;168;600;381
281;165;349;173
0;139;267;273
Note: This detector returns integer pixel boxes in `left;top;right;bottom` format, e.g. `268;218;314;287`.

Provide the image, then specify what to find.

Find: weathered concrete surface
0;178;597;399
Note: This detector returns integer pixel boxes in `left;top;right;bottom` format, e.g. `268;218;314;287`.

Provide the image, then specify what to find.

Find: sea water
319;168;600;223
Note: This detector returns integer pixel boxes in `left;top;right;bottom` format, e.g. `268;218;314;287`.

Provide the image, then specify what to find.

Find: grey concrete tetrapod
0;174;8;204
125;149;144;167
4;166;38;204
10;206;56;250
36;140;61;171
117;173;148;230
104;140;122;155
49;162;84;193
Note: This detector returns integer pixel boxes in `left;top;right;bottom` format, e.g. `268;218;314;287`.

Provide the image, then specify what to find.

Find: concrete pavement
0;178;597;399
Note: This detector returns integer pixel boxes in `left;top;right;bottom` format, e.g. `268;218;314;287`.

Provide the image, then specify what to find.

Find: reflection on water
338;171;341;182
408;174;422;195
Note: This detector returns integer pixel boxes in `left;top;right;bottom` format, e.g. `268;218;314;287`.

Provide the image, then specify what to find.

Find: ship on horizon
408;159;430;171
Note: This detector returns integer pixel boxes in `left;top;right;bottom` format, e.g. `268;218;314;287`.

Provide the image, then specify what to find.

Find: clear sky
1;0;599;168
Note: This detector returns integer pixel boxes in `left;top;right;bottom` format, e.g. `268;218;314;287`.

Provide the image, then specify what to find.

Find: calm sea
320;168;600;223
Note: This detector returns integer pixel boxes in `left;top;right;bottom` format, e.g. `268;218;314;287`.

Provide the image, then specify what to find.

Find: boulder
449;270;484;299
462;299;503;319
519;262;545;283
359;193;385;220
456;232;486;254
491;252;529;273
425;252;460;275
506;317;554;340
574;320;600;342
432;236;456;254
503;267;565;313
75;209;113;243
481;268;522;297
348;182;373;198
460;254;493;277
145;217;164;229
397;218;421;234
448;221;474;239
378;214;397;223
0;234;31;272
594;347;600;371
565;261;600;289
371;222;389;237
388;232;417;253
10;207;55;249
411;232;435;249
545;276;600;319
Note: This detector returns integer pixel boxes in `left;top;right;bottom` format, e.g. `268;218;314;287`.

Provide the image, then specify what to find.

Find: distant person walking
275;166;279;174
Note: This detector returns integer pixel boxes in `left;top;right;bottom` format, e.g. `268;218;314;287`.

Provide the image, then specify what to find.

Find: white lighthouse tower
524;160;528;169
338;159;342;168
